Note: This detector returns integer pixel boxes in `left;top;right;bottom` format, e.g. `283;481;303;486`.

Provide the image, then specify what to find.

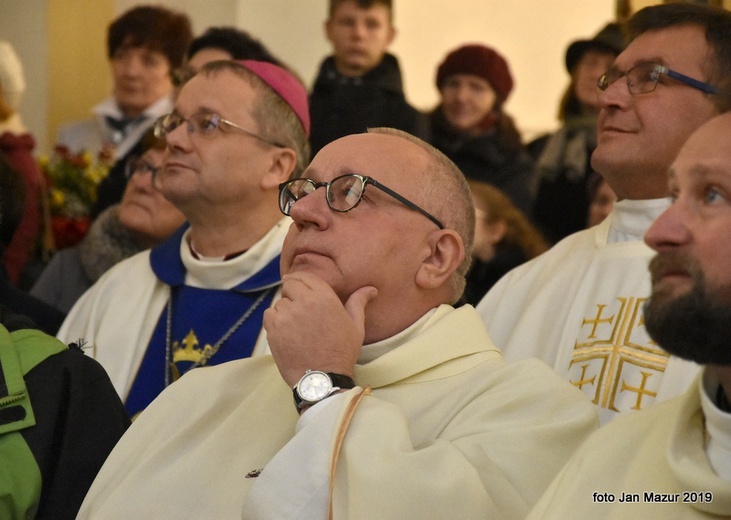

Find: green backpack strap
0;326;67;519
0;327;67;434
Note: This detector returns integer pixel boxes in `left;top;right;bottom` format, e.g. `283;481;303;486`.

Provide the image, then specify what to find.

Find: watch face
298;371;333;402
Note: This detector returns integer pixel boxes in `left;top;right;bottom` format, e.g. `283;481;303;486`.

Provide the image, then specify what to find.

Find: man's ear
325;19;335;44
386;25;397;47
415;230;465;290
261;148;297;190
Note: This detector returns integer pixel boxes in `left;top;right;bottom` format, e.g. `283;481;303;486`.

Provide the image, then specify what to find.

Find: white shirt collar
606;198;670;243
180;218;291;289
92;94;172;121
357;306;446;364
701;369;731;481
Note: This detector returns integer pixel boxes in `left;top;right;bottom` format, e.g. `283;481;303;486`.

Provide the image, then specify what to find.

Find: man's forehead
175;71;251;114
306;133;421;180
670;115;731;184
616;25;708;69
187;49;232;72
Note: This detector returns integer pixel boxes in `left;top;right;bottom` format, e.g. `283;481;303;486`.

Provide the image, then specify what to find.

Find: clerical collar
357;307;441;364
606;198;670;244
701;370;731;482
188;240;247;262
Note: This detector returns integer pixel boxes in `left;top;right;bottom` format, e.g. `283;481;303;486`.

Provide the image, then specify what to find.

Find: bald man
77;129;596;520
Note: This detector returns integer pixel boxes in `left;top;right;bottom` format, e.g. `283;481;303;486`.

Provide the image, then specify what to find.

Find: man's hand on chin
264;271;377;387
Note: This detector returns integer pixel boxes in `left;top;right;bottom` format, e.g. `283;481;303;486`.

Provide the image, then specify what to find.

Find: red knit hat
236;59;310;136
436;44;514;103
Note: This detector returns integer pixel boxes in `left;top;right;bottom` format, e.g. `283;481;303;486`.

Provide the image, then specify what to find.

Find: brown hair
200;61;311;179
628;3;731;113
329;0;393;21
557;81;582;121
469;180;548;260
141;127;167;152
108;5;193;72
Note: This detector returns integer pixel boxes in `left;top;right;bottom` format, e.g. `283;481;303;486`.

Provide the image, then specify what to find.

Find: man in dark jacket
309;0;428;155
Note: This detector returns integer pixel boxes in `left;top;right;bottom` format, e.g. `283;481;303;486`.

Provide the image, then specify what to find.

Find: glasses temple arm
665;69;719;94
368;179;445;229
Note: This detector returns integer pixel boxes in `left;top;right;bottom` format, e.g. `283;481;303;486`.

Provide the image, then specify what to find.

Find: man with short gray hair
77;128;596;519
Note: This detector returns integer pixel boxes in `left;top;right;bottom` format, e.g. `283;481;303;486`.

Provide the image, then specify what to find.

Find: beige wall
3;0;730;153
0;0;48;152
235;0;616;138
115;0;615;138
47;0;115;151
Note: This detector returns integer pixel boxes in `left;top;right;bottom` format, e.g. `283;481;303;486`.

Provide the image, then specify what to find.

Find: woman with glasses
31;131;185;313
428;43;536;219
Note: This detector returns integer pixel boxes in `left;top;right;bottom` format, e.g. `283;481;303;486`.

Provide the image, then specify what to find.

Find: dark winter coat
429;110;536;218
309;53;428;155
529;116;598;244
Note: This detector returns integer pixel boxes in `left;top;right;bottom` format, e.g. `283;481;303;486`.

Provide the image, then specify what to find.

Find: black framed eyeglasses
125;156;160;180
598;63;719;95
153;112;284;147
278;174;445;229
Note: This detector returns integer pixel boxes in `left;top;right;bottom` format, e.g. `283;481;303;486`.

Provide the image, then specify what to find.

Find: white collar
606;198;670;244
701;369;731;481
179;218;290;289
92;94;172;120
357;306;444;364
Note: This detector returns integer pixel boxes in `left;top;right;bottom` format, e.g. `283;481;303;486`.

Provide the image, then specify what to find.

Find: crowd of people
0;0;730;518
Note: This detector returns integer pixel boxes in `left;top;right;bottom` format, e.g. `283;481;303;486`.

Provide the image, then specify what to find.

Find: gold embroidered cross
620;371;657;410
572;363;597;390
569;297;669;412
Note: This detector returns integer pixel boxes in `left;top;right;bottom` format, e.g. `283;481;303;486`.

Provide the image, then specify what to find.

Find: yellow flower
50;188;66;210
42;146;111;218
80;151;92;168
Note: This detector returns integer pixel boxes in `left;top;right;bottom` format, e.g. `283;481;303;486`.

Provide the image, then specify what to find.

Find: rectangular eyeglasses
279;174;445;229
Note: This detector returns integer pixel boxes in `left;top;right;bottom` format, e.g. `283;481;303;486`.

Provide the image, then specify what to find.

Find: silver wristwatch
293;370;356;411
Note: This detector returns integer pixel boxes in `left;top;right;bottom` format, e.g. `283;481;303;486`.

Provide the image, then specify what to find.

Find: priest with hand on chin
76;127;596;520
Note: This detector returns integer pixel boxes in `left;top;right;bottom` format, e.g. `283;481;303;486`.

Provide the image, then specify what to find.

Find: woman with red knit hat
429;43;536;218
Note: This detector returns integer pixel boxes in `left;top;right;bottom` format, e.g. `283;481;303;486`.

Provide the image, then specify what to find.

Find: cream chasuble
477;199;700;423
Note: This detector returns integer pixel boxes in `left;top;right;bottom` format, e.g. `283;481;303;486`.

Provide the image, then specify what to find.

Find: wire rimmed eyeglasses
598;62;718;95
278;174;445;229
153;112;284;147
125;156;160;180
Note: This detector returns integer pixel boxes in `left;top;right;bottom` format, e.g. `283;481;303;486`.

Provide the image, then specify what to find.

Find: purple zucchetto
236;59;310;136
